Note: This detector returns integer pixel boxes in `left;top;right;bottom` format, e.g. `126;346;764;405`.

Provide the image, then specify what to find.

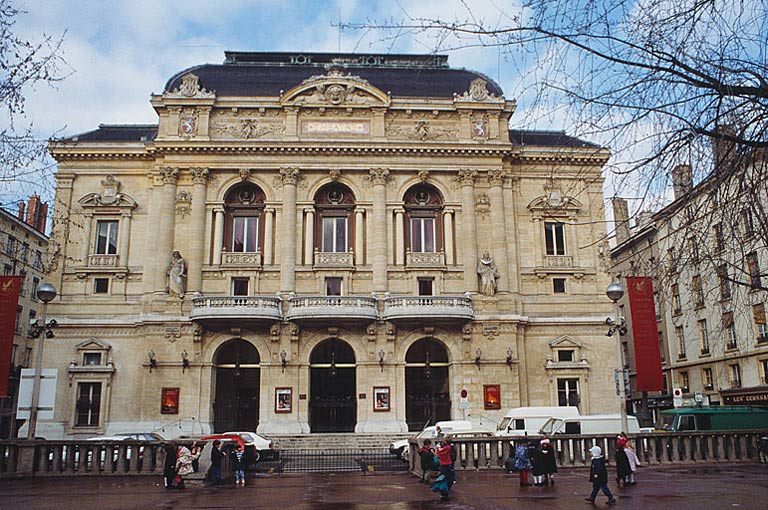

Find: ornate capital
159;167;179;185
190;167;209;185
279;167;301;185
456;169;477;186
368;167;390;185
488;168;505;186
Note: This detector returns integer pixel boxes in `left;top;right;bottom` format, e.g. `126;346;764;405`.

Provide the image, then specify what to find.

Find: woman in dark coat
539;439;558;486
162;442;178;489
615;445;632;487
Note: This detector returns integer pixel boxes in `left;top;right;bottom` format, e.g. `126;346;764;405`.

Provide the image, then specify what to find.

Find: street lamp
27;282;57;440
606;281;629;435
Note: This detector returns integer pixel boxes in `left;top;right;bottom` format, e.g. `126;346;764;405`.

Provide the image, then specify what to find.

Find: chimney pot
671;164;693;199
612;198;630;244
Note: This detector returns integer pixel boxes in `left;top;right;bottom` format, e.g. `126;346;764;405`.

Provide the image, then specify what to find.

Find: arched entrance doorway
405;338;451;431
309;338;356;432
213;339;260;432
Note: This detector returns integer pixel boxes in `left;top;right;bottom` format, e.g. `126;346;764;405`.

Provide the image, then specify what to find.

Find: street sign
17;369;57;420
459;398;469;409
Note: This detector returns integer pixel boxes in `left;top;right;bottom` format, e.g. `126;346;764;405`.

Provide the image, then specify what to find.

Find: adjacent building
36;52;618;438
0;196;49;438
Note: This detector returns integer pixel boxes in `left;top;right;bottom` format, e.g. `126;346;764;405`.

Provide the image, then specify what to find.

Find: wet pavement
2;463;767;510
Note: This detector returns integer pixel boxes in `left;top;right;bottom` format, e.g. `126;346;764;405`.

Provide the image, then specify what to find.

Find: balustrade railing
408;431;767;476
192;295;281;310
88;254;119;267
406;251;445;267
221;251;262;267
545;255;574;267
383;295;473;320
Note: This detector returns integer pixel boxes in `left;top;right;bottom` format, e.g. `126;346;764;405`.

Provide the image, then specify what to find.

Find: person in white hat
585;446;616;505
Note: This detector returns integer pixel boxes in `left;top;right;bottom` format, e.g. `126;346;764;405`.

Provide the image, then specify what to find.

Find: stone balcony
406;251;445;268
286;295;378;322
88;254;119;267
382;295;473;323
221;251;262;267
313;250;354;269
545;255;574;267
190;295;282;324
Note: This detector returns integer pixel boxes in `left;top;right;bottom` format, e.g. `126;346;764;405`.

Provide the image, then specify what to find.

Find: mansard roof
63;124;158;143
163;52;504;99
509;129;601;149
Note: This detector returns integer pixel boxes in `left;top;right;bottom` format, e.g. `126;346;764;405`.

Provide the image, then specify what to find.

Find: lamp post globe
36;282;57;303
606;281;624;303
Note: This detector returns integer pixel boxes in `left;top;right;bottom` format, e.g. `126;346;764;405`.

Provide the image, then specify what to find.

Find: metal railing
265;448;406;474
408;431;768;476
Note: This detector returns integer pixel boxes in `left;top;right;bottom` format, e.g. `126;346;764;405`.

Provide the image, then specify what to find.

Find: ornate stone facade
39;52;616;438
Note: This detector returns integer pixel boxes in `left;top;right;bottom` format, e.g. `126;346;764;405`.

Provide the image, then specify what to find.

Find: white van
495;406;580;437
539;414;640;435
389;420;475;459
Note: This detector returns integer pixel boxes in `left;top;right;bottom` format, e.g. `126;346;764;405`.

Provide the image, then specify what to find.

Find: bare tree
0;0;66;203
343;0;767;291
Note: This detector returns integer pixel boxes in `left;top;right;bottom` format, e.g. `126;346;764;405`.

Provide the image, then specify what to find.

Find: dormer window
557;350;574;362
83;352;102;366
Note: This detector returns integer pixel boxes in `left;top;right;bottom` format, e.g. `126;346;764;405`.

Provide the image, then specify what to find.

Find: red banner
0;276;21;397
626;277;663;392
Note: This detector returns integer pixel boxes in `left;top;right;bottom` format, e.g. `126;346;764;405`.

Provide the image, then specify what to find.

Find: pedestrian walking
585;446;616;505
418;439;438;484
513;440;533;486
163;442;177;489
210;440;223;484
174;443;196;490
539;438;558;486
615;444;631;487
625;443;640;485
233;443;247;487
434;440;455;502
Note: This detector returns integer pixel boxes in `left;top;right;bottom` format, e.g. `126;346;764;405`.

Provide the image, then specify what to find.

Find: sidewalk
2;463;767;509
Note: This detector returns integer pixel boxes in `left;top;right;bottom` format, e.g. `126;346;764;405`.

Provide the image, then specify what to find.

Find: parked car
221;431;279;463
85;432;166;442
389;420;478;459
495;406;580;437
538;414;641;435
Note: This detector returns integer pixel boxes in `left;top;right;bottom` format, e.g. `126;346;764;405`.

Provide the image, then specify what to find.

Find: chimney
671;164;692;199
36;202;48;232
17;201;25;221
711;124;737;170
24;195;47;232
612;197;630;244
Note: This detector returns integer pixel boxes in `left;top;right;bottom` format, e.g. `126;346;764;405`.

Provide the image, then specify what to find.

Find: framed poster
161;387;180;414
275;387;292;413
483;384;501;410
373;386;390;412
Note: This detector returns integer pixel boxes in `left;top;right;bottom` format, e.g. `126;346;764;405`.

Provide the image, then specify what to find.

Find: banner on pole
626;276;664;392
0;276;21;397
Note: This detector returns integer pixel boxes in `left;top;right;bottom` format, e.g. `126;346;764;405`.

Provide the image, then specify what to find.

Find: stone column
212;208;225;265
155;167;179;293
279;167;300;293
458;169;478;292
394;208;405;266
118;212;131;267
81;212;93;265
188;167;209;294
355;207;365;265
369;168;389;293
443;209;454;266
264;207;275;265
304;208;315;266
488;169;509;292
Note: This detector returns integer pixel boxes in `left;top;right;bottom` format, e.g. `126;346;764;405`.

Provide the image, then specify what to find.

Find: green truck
659;406;768;432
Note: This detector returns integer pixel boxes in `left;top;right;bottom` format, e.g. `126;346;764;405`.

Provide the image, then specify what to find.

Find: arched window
224;183;265;253
404;184;443;253
314;183;355;253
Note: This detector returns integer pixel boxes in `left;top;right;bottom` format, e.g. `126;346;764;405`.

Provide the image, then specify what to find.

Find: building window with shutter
95;220;119;255
75;382;102;427
754;304;767;344
702;368;714;390
672;283;682;315
747;252;761;289
557;378;579;407
717;264;731;300
692;275;704;309
676;326;686;359
545;222;567;256
698;319;709;354
729;364;742;388
723;312;738;350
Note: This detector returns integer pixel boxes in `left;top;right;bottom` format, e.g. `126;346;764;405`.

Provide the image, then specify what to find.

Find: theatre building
38;52;617;438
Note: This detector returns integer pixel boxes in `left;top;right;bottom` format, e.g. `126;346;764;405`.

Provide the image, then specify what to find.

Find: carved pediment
78;192;137;210
527;195;582;213
548;335;582;349
282;68;389;107
76;339;111;352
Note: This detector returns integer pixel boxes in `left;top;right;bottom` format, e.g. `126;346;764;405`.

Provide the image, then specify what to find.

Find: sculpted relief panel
209;109;285;140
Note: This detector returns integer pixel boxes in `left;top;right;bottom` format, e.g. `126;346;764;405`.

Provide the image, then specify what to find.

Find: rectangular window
544;222;566;256
747;252;762;289
15;306;22;334
33;250;43;270
676;326;686;359
410;217;435;253
83;353;102;366
717;264;731;300
557;350;574;362
743;208;755;237
729;364;742;388
24;347;32;366
723;312;738;350
692;275;704;309
754;304;767;344
5;235;16;256
94;278;109;294
672;283;681;315
713;223;725;252
654;292;661;319
417;278;433;296
232;277;249;296
698;319;709;354
680;371;690;392
232;216;259;252
3;264;11;275
11;344;18;365
703;368;714;390
659;330;666;363
688;237;699;264
322;217;347;253
557;378;579;407
20;243;29;263
31;276;40;300
667;247;678;274
761;359;768;385
553;278;566;294
75;382;102;427
325;277;342;296
18;270;26;296
27;309;36;337
95;220;119;255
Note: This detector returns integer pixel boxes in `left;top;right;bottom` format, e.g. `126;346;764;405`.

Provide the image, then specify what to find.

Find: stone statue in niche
477;251;499;296
166;250;187;298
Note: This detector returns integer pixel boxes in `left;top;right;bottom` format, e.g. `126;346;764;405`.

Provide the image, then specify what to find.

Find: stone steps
269;433;410;451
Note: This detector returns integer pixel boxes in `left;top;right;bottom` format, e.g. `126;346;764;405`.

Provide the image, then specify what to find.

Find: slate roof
164;52;504;99
509;129;601;149
62;125;158;143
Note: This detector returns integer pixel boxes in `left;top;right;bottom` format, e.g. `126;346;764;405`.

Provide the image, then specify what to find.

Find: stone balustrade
314;250;354;268
221;251;262;267
286;295;378;321
408;431;767;476
190;296;282;321
383;295;473;321
406;251;445;268
545;255;574;267
88;254;119;267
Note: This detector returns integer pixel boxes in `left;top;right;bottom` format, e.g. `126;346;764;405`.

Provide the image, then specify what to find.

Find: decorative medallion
180;115;196;135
